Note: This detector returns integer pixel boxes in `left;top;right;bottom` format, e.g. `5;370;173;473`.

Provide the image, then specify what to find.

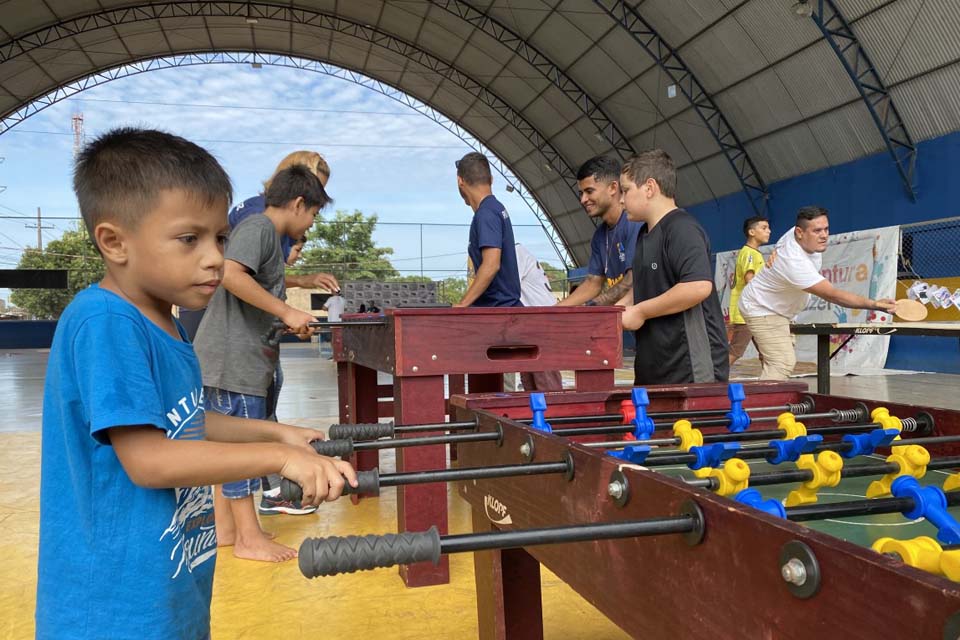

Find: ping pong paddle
893;298;928;322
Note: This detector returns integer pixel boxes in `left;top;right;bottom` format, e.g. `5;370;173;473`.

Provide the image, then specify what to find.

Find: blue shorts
203;386;266;499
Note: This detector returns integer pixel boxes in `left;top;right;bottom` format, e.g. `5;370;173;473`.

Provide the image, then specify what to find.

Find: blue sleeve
587;227;604;276
72;314;167;444
476;208;504;250
622;221;642;270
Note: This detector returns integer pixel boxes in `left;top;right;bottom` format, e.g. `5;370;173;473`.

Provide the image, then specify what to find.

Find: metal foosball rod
298;502;706;578
684;456;960;491
584;413;933;451
519;398;816;426
279;456;574;501
325;395;823;442
556;405;868;438
304;428;504;458
297;490;960;579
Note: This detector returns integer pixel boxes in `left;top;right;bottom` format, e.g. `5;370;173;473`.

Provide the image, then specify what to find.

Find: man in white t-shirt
515;243;563;392
739;206;896;380
323;293;345;322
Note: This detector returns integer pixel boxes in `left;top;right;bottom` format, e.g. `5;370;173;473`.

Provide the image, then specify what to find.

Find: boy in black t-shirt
616;150;729;385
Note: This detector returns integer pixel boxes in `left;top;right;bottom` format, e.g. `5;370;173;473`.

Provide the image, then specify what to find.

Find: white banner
715;225;900;374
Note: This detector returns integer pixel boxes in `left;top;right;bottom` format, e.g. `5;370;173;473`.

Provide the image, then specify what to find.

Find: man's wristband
585;300;598;307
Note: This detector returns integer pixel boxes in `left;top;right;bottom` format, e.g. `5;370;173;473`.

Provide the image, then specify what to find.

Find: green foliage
297;210;398;281
10;226;105;319
540;262;568;292
437;277;467;305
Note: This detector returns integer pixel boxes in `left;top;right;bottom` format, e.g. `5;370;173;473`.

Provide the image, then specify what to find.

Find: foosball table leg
472;508;544;640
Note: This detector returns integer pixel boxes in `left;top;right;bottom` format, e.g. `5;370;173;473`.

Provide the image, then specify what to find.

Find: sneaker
258;493;319;516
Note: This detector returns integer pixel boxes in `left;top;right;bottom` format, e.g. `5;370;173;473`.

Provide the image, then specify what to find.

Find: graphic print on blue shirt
588;211;642;288
37;285;216;640
228;193;294;261
467;194;522;307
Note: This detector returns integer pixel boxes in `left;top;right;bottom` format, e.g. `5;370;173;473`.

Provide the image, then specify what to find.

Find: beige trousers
742;313;796;380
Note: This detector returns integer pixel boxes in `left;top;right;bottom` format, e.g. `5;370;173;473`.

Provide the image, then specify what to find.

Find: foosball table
289;382;960;638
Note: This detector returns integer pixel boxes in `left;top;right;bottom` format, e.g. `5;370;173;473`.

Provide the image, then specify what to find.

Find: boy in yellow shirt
728;216;771;365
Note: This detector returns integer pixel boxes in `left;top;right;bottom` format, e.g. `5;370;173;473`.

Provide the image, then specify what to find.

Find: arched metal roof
1;0;954;265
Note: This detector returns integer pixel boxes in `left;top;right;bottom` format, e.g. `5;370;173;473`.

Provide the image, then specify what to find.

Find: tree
297;210;398;281
437;277;467;305
11;226;105;319
540;262;569;293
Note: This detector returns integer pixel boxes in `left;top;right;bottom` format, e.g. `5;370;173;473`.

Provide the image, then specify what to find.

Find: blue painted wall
688;130;960;255
0;320;57;349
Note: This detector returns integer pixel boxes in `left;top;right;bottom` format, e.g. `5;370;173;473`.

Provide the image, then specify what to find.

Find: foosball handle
310;438;355;458
280;469;381;502
299;527;442;578
328;422;395;441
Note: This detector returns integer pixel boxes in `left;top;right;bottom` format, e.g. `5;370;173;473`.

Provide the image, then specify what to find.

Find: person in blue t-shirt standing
36;128;357;640
558;155;642;307
454;152;522;308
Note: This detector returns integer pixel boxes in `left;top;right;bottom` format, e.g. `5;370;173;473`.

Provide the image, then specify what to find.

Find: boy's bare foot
216;522;236;547
232;533;297;562
260;528;277;540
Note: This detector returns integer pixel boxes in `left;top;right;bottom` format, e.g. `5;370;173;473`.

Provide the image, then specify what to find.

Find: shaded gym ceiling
0;0;955;265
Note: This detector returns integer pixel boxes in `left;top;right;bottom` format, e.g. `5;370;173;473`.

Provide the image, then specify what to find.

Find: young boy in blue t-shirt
36;128;357;640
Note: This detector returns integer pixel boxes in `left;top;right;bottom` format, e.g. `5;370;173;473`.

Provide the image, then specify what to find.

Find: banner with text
714;225;900;373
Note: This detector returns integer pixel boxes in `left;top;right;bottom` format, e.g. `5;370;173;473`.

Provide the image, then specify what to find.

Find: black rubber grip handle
299;526;442;577
328;422;395;441
310;438;354;458
280;470;380;502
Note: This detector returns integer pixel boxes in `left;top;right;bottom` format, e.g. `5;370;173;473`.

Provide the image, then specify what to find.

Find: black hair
576;155;621;183
742;215;768;238
264;164;332;210
621;149;677;198
456;152;492;186
74;127;233;249
796;206;828;228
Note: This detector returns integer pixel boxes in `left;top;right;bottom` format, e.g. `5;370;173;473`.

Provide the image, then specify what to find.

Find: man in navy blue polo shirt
558;155;642;307
454;152;522;308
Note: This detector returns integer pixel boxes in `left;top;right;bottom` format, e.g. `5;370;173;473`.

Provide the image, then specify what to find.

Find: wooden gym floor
2;343;959;639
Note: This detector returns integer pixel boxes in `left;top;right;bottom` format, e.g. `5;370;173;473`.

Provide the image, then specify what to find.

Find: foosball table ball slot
778;540;821;599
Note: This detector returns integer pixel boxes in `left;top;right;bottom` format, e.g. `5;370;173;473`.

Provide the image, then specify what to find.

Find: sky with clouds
0;62;568;304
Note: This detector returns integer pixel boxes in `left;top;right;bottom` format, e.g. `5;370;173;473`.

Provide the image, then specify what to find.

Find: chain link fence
899;216;960;280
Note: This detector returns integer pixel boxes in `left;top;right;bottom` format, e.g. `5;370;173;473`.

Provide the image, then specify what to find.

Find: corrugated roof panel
522;85;587;136
805;101;886;166
486;0;553;40
566;45;632;103
634;0;731;46
712;71;803;139
684;152;743;201
676;15;766;92
852;0;960;85
675;164;716;208
554;0;617;41
892;63;960;142
596;83;661;139
526;11;593;70
834;0;893;20
378;1;429;43
629;122;694;166
630;67;697;121
744;125;830;184
773;42;862;116
732;0;822;64
593;21;660;80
